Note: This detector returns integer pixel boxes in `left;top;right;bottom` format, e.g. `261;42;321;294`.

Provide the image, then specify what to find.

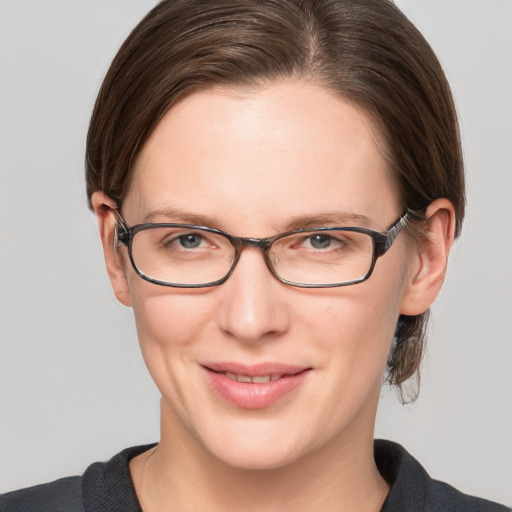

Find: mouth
201;362;312;409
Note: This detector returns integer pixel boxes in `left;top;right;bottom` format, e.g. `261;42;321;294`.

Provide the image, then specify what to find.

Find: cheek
127;271;210;345
306;294;397;380
134;295;204;344
297;257;408;380
300;279;402;344
128;285;213;390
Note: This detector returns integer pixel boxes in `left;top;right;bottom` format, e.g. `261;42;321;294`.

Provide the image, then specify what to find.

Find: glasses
113;210;409;288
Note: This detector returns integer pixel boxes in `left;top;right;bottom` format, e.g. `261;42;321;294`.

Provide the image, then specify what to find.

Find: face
98;82;420;470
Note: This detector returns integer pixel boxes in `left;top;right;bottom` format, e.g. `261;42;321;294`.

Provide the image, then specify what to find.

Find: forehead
125;81;400;232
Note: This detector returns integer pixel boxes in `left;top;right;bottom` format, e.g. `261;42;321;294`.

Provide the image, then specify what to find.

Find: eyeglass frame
112;209;410;289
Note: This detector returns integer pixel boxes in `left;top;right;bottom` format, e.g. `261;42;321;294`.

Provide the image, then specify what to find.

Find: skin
92;81;455;511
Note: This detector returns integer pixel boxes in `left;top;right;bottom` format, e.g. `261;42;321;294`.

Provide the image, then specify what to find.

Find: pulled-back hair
86;0;465;401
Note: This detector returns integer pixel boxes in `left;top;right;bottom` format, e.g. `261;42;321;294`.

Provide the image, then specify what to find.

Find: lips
202;362;311;409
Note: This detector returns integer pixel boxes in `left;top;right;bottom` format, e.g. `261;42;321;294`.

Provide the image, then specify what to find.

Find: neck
130;398;389;512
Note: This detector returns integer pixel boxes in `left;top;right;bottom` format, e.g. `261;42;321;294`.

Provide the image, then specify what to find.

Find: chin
209;438;306;471
190;413;329;472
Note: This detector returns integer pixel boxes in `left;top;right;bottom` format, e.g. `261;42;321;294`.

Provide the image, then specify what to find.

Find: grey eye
179;234;203;249
309;234;332;249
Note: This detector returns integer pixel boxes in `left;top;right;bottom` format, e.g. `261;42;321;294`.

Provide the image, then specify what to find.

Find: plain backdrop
0;0;511;505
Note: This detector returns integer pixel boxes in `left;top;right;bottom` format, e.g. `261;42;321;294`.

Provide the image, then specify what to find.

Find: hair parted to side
86;0;465;402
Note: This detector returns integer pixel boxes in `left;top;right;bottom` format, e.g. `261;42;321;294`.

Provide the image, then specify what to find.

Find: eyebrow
143;207;214;226
142;207;372;231
283;213;372;231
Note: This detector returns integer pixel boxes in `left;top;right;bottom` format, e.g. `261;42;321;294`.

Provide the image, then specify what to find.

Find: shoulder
0;444;155;512
375;439;510;512
0;476;84;512
426;479;511;512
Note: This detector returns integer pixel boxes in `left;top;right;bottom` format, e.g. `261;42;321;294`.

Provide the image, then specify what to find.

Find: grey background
0;0;511;504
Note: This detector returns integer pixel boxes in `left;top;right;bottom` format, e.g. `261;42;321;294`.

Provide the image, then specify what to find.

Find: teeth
251;375;271;383
223;372;283;383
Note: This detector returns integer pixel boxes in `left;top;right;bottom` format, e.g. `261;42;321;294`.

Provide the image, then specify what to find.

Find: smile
202;363;311;409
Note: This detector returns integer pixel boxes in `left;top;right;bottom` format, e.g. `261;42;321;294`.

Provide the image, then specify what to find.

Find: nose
217;247;290;345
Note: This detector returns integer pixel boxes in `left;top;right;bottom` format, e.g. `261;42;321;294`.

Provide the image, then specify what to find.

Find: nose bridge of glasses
232;235;274;252
228;236;277;278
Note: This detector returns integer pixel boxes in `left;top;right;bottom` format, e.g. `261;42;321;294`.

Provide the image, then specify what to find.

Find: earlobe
400;199;456;316
91;192;132;307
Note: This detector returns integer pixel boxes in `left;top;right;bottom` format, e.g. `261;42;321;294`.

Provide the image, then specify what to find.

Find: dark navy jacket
1;440;509;511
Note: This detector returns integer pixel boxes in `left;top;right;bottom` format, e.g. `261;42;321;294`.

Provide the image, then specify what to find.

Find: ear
400;198;456;316
91;191;132;307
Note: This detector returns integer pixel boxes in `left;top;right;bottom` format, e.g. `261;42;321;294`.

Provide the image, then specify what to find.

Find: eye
158;229;211;251
177;233;203;249
287;231;355;253
308;234;332;249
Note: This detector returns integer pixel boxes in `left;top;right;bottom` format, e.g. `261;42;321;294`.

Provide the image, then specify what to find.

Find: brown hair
86;0;465;401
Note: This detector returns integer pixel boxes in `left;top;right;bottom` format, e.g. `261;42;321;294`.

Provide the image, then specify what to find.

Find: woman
0;0;509;510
